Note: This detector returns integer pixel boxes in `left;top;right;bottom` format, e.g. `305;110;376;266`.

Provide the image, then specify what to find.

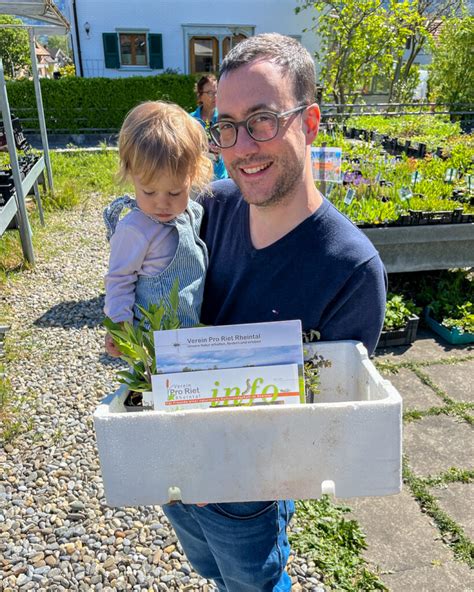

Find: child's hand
105;333;122;357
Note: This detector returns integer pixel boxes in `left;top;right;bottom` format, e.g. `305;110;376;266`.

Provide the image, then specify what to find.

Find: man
163;33;386;591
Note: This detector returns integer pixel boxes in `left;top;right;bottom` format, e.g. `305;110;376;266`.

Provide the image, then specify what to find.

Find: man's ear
303;103;320;145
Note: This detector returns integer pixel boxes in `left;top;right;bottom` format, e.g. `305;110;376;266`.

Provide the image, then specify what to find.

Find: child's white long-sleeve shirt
104;208;178;323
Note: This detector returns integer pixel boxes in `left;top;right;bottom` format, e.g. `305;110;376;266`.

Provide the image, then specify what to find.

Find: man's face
216;60;308;207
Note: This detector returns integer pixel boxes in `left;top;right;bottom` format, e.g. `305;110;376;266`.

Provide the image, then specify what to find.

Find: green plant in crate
328;185;404;226
383;293;420;331
441;303;474;335
103;280;180;393
418;270;474;333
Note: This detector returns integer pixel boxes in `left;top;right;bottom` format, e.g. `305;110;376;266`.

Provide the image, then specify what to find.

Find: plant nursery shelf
21;154;44;197
362;223;474;273
0;192;18;235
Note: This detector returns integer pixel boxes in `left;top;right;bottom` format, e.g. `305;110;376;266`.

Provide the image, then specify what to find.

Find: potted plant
103;280;181;411
377;293;420;348
425;303;474;345
417;270;474;345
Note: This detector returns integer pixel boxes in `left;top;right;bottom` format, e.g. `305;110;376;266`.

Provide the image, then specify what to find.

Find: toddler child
103;101;213;356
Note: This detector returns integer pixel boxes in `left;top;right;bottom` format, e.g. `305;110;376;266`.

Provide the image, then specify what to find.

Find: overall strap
103;195;138;241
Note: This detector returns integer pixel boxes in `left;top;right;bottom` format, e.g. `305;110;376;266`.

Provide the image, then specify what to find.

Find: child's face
132;171;191;223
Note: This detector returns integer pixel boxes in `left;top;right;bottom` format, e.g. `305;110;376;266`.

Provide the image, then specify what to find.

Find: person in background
190;75;228;180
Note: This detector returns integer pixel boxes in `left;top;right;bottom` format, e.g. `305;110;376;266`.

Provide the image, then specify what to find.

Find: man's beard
229;153;305;208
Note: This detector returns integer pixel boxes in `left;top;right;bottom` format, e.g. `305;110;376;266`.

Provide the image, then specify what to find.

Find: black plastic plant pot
418;143;427;158
405;208;466;225
123;390;154;412
376;315;419;349
124;390;145;412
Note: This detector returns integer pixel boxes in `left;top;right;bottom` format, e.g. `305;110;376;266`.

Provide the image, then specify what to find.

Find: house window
119;33;147;66
222;34;247;59
102;32;163;69
189;37;218;73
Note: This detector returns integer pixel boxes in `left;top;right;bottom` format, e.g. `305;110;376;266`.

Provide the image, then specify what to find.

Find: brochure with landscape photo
152;320;305;410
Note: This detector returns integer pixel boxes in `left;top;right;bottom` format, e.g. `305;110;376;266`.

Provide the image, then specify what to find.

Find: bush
429;14;474;109
383;293;420;331
6;74;197;133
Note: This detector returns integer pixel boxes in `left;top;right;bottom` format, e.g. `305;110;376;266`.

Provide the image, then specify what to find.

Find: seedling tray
424;308;474;345
94;341;402;507
377;315;419;349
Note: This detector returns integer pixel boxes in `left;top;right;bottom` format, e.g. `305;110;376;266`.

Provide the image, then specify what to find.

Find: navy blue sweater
199;180;386;355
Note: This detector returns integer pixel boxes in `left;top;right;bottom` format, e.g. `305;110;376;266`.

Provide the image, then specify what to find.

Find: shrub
383;293;420;331
7;74;197;133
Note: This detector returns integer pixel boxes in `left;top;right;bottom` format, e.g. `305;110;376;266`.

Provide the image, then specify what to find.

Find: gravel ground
0;203;326;591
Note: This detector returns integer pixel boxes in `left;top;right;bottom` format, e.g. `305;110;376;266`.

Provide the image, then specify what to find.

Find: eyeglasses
201;91;217;97
209;105;307;148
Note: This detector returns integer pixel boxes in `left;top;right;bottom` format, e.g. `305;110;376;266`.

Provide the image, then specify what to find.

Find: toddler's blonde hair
118;101;213;193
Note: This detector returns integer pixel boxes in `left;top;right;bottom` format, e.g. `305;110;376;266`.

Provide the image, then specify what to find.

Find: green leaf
169;278;179;314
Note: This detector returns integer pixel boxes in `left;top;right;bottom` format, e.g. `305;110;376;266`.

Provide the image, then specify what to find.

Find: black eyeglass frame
209;105;308;148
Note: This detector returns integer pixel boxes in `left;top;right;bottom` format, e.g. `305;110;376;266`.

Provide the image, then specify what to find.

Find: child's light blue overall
104;196;207;327
163;500;295;591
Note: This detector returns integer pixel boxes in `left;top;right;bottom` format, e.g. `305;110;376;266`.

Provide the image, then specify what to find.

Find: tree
429;13;474;107
47;34;71;57
296;0;417;106
388;0;465;102
0;15;30;78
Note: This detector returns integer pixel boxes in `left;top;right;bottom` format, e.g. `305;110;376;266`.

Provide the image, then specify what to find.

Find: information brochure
311;146;342;183
151;320;304;411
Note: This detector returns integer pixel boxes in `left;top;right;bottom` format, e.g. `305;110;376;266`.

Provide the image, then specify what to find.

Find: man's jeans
163;500;295;591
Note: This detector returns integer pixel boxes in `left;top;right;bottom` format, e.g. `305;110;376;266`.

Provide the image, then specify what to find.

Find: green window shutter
103;33;120;68
148;34;163;69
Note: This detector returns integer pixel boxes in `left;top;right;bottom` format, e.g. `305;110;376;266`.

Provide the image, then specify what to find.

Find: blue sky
156;345;303;374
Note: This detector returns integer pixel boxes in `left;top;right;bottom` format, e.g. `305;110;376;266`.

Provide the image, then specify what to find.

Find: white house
65;0;319;78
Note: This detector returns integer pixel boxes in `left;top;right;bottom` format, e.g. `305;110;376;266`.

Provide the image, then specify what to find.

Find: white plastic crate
94;341;402;506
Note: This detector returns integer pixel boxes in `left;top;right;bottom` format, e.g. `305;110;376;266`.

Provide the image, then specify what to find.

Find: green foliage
103;280;181;392
6;74;197;132
46;149;123;209
417;270;474;334
391;64;420;103
296;0;418;105
46;34;71;56
0;15;30;78
290;496;387;590
0;149;123;211
403;459;474;566
441;303;474;334
383;293;420;330
388;270;474;332
304;350;332;401
321;126;474;225
345;114;462;142
59;64;76;78
429;14;474;107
